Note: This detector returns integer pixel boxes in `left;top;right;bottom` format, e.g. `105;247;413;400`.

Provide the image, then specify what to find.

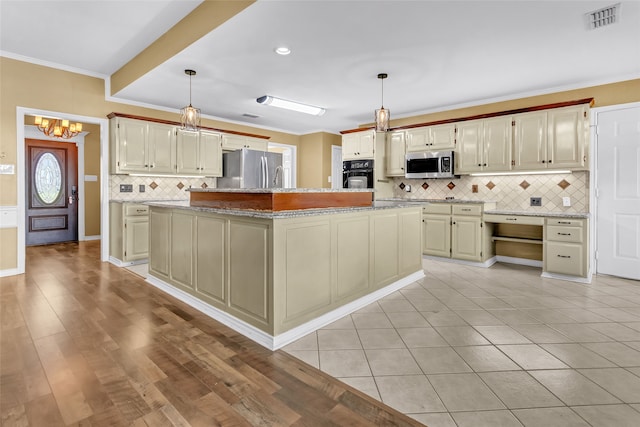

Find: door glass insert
35;152;62;204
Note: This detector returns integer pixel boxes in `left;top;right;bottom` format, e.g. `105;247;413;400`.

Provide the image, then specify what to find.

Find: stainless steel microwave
405;151;455;179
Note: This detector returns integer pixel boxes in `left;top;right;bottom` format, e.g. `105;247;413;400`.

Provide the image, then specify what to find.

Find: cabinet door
199;131;222;176
423;214;451;257
456;120;483;173
221;134;247;151
514;111;547;170
547;106;586;169
545;242;585;276
117;118;147;172
406;128;430;152
147;123;176;173
358;132;375;158
176;130;200;174
170;212;194;290
149;209;171;278
430;123;456;150
195;215;226;304
386;131;406;176
124;216;149;261
245;137;268;152
483;116;513;172
451;216;482;261
342;133;359;160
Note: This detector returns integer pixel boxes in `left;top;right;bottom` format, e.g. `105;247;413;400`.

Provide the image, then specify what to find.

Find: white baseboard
0;268;21;278
146;269;425;351
541;271;592;284
81;235;101;241
423;255;497;268
496;255;543;268
109;256;148;267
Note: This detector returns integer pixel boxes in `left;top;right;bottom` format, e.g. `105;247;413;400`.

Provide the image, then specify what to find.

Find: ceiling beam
110;0;255;96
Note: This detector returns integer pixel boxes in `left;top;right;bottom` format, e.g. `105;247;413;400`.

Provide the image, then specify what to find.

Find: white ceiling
2;1;639;135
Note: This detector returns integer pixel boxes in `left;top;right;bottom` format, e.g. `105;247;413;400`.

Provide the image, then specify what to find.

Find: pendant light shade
180;69;201;131
375;73;390;132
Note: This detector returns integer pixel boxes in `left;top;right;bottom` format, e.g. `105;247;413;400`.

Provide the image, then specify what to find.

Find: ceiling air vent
242;113;260;119
586;3;620;29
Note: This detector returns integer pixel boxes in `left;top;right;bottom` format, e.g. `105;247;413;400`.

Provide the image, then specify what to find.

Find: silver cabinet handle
557;255;571;258
558;232;571;236
506;217;518;221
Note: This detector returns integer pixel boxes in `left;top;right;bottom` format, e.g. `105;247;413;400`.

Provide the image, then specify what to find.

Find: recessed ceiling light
274;46;291;55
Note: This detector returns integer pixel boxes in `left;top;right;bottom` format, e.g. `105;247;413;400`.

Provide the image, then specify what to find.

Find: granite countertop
378;198;495;205
145;200;421;219
484;209;590;219
188;188;372;193
110;199;188;203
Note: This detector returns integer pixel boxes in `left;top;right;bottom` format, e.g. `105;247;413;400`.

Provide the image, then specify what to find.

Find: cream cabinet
221;134;268;152
342;130;375;160
456;116;512;174
406;123;455;152
109;202;149;263
176;129;222;176
514;105;588;171
111;117;176;174
385;130;406;176
149;207;171;277
423;203;494;262
544;218;588;277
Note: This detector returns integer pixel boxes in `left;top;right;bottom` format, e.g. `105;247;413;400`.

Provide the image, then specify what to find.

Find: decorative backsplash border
392;171;589;213
109;175;217;201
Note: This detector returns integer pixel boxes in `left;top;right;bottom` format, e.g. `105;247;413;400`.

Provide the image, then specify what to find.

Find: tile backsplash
392;171;589;213
110;175;217;201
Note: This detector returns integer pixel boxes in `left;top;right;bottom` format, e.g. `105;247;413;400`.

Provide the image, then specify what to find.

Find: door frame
590;101;640;276
16;107;109;275
267;142;297;188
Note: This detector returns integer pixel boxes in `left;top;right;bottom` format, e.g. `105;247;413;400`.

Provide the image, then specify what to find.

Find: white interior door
595;104;640;280
331;145;343;189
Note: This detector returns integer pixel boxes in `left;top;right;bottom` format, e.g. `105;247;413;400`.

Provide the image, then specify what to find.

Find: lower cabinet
422;203;494;262
544;218;588;277
109;202;149;263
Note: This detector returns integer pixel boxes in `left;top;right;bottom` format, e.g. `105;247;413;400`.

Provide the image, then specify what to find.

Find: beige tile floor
283;260;640;427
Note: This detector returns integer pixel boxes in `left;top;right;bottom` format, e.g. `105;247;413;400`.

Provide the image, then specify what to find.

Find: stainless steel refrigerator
217;149;284;189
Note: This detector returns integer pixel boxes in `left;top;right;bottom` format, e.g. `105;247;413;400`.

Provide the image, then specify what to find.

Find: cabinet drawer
125;204;149;216
546;242;585;276
546;225;583;243
547;218;585;227
452;204;482;216
423;204;451;215
483;214;544;226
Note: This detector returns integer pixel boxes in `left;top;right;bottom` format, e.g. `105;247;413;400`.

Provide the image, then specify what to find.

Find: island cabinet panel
399;209;423;274
194;215;226;304
170;212;195;290
282;220;332;319
373;213;400;287
228;220;271;326
335;216;370;300
149;209;171;278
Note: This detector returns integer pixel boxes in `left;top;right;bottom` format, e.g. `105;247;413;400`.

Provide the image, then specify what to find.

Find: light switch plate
562;196;571;207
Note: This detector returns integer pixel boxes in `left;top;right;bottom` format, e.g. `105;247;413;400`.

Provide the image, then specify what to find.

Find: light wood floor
0;241;422;426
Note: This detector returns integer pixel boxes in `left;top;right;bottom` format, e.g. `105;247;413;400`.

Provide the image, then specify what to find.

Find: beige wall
83;123;101;236
298;132;341;188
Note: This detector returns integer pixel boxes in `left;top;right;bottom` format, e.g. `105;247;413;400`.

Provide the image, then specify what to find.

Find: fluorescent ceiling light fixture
257;95;326;116
274;46;291;55
470;170;572;177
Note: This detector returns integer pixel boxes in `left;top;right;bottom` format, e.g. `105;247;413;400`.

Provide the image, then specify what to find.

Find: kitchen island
145;189;424;350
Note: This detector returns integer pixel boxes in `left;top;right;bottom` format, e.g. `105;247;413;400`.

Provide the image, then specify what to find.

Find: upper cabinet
514;105;588;171
406;123;455;152
176;130;222;177
385;131;406;176
342;130;375;160
221;134;268;152
456;116;512;174
111;118;176;174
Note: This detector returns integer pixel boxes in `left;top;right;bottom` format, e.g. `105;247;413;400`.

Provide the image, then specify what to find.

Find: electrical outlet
563;196;571;207
139;185;145;193
530;197;542;207
119;184;133;193
405;184;412;192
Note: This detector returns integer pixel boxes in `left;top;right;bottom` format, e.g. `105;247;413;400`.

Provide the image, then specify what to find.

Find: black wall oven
343;159;374;189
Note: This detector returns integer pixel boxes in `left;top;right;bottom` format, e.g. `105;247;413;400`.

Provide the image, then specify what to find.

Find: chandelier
180;69;201;131
375;73;390;132
34;116;83;139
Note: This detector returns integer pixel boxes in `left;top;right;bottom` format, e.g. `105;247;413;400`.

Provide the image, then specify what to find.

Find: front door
595;105;640;280
25;139;78;245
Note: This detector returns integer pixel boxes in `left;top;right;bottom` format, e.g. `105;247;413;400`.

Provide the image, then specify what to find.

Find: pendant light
375;73;390;132
180;69;201;131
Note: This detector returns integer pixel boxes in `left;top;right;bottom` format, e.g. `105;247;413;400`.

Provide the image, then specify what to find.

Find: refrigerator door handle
261;156;267;188
263;155;270;188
